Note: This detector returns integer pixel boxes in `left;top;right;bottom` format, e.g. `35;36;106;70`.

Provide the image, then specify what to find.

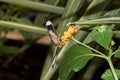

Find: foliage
0;0;120;80
101;69;120;80
59;45;93;80
91;25;114;49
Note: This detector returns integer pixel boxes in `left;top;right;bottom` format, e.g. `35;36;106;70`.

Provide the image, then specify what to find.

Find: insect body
61;25;79;46
45;18;61;48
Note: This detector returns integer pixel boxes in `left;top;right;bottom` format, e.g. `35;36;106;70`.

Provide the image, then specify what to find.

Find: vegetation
0;0;120;80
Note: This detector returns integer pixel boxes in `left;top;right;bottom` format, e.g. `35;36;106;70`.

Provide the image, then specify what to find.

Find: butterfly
45;17;62;67
45;18;62;48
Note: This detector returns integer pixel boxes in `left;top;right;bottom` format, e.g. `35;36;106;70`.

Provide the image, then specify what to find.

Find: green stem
41;42;70;80
72;37;106;56
110;49;119;58
72;37;118;80
106;57;118;80
42;65;58;80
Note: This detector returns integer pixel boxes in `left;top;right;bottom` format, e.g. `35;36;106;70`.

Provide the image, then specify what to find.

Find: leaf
12;17;33;25
101;69;120;80
114;46;120;58
103;9;120;17
57;0;83;36
20;30;33;40
0;21;47;34
0;45;19;54
59;45;93;80
12;17;33;39
0;0;64;14
79;0;112;20
34;0;59;26
91;25;114;49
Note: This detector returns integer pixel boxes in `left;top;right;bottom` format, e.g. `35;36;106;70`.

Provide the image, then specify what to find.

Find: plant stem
41;42;70;80
106;57;118;80
72;37;118;80
72;37;106;57
42;65;58;80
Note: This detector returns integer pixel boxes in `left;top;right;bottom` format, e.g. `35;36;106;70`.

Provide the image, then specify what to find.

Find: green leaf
0;45;19;54
0;0;64;14
12;17;33;25
114;46;120;58
57;0;83;36
91;25;114;49
0;21;47;34
101;69;120;80
79;0;112;20
59;45;93;80
12;17;33;39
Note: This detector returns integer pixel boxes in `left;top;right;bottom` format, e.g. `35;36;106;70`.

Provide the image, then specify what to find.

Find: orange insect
61;25;79;46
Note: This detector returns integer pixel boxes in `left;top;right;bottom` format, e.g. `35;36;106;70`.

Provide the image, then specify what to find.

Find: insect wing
48;30;61;47
45;18;61;47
